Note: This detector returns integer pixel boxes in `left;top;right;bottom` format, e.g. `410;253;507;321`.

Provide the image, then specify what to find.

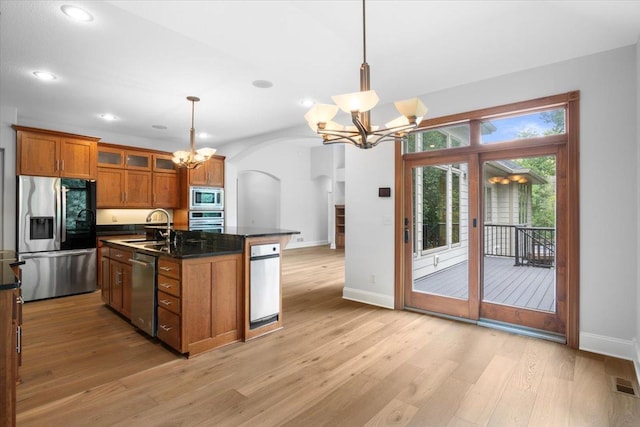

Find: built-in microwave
189;186;224;210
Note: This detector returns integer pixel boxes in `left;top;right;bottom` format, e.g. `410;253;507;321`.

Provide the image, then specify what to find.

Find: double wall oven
188;186;224;232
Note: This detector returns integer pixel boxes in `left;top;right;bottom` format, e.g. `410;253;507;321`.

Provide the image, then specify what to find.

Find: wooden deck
413;256;556;312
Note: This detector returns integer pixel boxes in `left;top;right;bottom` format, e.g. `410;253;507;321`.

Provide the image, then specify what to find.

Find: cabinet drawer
110;247;132;262
157;276;180;297
158;258;180;279
157;307;180;350
157;291;180;315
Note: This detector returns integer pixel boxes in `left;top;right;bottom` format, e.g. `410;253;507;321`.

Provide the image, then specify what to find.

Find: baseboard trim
342;287;394;309
580;331;636;360
580;332;640;385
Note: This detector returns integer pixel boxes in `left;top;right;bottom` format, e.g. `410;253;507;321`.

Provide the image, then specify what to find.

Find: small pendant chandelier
172;96;216;169
304;0;427;149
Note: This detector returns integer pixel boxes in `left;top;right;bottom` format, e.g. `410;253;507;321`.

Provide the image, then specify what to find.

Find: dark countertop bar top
104;237;243;260
1;250;25;289
214;226;300;238
103;226;299;259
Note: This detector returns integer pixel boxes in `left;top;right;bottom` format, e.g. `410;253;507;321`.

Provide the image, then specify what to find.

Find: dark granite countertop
100;224;299;259
220;226;300;238
104;235;243;259
1;250;24;290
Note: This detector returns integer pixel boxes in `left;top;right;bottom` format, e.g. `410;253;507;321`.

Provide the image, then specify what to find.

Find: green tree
513;108;564;227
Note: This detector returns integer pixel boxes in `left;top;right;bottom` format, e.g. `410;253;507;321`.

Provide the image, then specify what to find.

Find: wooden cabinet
99;246;110;304
97;144;177;208
153;154;177;173
125;170;152;207
187;156;224;187
97;145;151;170
1;261;22;427
157;257;181;350
14;126;99;179
156;254;242;357
105;247;133;318
335;205;345;249
97;168;152;208
153;154;179;208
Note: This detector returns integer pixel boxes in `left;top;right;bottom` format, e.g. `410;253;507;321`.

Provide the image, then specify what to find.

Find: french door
399;91;579;343
403;146;566;337
403;154;479;320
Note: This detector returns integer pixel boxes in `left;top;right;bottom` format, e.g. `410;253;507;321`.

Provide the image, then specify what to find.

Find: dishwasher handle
129;258;154;268
250;253;280;262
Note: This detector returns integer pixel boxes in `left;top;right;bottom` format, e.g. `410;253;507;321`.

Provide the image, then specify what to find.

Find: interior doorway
237;170;281;228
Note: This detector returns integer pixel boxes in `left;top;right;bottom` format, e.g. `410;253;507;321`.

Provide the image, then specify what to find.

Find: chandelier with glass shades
304;0;427;149
172;96;216;169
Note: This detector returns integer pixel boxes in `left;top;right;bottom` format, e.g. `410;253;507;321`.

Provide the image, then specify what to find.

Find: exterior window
518;183;529;224
404;124;470;153
420;165;464;251
481;108;566;144
485;186;493;223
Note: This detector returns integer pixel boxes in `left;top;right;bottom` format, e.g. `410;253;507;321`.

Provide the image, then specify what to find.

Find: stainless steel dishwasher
250;243;280;329
129;252;157;337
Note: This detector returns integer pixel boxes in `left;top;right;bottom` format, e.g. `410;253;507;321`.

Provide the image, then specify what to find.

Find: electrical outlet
370;274;376;284
111;215;117;222
297;237;304;242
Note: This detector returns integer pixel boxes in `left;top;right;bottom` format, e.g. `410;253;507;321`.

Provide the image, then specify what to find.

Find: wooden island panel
157;253;243;357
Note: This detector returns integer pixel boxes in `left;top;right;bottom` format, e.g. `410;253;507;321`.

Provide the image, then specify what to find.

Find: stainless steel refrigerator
17;176;97;301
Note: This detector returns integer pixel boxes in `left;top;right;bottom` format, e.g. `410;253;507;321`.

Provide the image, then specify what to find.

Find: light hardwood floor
17;246;640;426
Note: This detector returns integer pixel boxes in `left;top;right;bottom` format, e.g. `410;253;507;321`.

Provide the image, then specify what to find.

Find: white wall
225;138;331;249
636;39;640;376
0;106;17;251
345;45;639;362
237;171;281;228
344;143;397;308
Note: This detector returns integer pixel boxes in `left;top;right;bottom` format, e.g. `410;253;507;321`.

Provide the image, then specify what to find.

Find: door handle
404;218;410;243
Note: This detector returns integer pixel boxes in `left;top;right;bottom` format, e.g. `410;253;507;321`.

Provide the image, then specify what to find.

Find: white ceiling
1;0;639;152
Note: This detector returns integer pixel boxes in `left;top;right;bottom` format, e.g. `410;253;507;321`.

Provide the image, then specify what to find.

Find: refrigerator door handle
20;248;96;259
61;186;68;243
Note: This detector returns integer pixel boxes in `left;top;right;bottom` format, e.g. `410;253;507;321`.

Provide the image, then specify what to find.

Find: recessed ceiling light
100;113;117;121
252;80;273;89
300;98;315;108
61;5;94;22
152;124;167;130
198;132;211;139
32;71;57;81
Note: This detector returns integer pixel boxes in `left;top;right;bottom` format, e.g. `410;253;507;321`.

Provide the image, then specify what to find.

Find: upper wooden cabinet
97;143;178;209
153;154;178;173
97;145;151;171
187;156;224;187
14;126;99;179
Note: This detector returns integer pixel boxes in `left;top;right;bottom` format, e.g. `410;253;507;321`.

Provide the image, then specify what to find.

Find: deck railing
514;226;555;268
484;224;556;268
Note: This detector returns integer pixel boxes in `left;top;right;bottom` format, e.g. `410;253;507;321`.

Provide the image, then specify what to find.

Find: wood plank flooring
17;245;640;426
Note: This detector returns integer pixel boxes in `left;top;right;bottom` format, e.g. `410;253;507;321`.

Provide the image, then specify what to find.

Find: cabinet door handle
159;266;173;272
159;283;173;289
115;253;123;258
16;325;21;354
159;324;172;332
159;299;172;306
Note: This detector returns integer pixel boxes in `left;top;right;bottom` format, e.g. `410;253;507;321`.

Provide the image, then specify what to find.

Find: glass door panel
480;153;564;335
404;157;477;319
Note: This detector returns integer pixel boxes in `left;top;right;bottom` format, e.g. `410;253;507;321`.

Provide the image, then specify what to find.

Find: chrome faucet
146;208;172;245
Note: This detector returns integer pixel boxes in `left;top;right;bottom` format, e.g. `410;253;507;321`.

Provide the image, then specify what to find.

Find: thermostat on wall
378;187;391;197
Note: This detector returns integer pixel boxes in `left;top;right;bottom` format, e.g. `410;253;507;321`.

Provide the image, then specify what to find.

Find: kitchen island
101;226;298;357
